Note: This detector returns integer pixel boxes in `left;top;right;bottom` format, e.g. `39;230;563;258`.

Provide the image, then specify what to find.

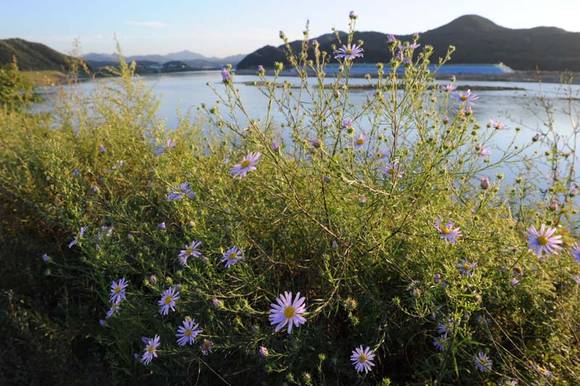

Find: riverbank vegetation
0;15;579;385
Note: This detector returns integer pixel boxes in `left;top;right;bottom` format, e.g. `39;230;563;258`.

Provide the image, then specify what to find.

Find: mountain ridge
237;14;580;71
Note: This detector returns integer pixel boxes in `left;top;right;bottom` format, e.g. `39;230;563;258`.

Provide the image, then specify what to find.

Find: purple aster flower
221;246;243;268
457;259;477;277
334;44;364;61
437;322;450;337
433;273;441;283
354;133;366;148
98;319;106;327
488;119;506;130
349;10;357;19
258;345;269;359
158;222;166;230
382;161;403;179
310;138;322;149
342;118;353;129
211;297;224;309
350;346;376;373
441;84;456;92
154;138;177;156
200;339;214;356
269;291;307;334
387;34;397;43
474;352;492;372
571;243;580;263
480;176;490;190
221;67;232;83
158;287;180;315
110;278;128;304
271;141;281;151
475;144;491;157
433;336;447;351
141;335;160;365
230;152;261;178
72;168;81;177
434;219;462;244
176;317;203;346
527;224;563;257
42;253;50;263
167;182;195;201
68;226;87;248
179;182;196;199
178;240;202;266
455;89;479;104
257;64;265;74
99;145;107;153
105;302;120;319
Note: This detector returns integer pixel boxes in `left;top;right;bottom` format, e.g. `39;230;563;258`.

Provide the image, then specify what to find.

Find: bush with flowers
0;14;579;385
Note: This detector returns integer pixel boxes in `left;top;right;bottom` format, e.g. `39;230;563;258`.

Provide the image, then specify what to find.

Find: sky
1;0;579;57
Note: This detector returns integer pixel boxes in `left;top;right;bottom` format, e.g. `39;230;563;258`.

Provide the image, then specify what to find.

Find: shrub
0;16;578;385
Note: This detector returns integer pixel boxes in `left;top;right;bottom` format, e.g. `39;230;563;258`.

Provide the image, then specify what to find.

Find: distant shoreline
235;69;580;85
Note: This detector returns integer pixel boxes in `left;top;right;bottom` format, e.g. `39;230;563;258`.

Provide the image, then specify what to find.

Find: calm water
37;70;580;181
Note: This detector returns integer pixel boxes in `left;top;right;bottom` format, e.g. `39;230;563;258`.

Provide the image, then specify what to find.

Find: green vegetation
0;18;579;385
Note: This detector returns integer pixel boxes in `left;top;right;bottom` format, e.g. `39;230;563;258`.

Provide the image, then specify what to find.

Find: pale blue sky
1;0;579;57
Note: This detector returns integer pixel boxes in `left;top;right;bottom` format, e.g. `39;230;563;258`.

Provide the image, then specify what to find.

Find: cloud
126;21;167;29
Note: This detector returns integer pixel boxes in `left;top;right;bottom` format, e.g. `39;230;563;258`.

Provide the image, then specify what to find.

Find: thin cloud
126;21;167;29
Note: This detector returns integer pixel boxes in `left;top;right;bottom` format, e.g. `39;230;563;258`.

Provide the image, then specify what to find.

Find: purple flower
154;138;177;156
158;287;180;315
350;346;376;373
98;319;106;327
178;240;202;266
99;145;107;153
474;352;492;372
342;118;353;129
348;10;357;19
354;133;366;148
432;336;447;351
110;278;128;304
158;222;166;230
167;182;195;201
269;291;307;334
455;89;479;104
434;219;461;244
457;260;477;277
200;339;213;356
258;345;269;359
527;224;563;257
382;161;403;179
176;317;203;346
41;253;50;263
387;34;397;43
68;226;87;248
271;141;281;151
141;335;160;365
105;302;120;319
488;119;506;130
441;84;456;92
334;44;364;61
475;144;491;157
310;138;322;149
72;168;81;177
433;273;441;283
480;176;490;190
571;243;580;263
257;65;265;74
230;152;261;178
221;246;243;268
221;67;232;83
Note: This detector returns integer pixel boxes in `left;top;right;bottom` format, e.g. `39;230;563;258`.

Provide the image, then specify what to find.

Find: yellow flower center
356;138;364;145
241;160;251;168
228;252;238;260
440;224;451;235
537;236;548;246
283;306;296;319
463;263;470;270
164;296;173;305
114;286;121;294
358;354;367;363
460;95;468;101
184;329;192;337
147;346;155;353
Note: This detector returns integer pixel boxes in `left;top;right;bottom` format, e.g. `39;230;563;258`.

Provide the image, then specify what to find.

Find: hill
83;50;245;69
237;15;580;71
0;38;72;71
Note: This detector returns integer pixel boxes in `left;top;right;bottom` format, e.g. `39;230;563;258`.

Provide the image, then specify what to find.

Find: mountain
237;15;580;71
83;50;245;67
0;38;72;71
